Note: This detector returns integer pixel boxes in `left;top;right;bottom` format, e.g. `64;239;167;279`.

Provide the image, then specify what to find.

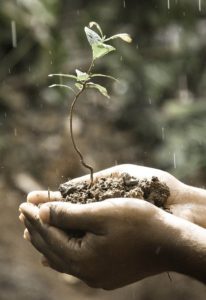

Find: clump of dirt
59;173;170;209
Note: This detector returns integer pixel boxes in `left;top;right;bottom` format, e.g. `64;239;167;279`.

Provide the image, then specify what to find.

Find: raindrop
120;56;123;61
167;0;170;10
198;0;202;11
4;113;7;119
14;128;18;136
11;20;17;48
50;60;53;65
173;152;176;169
148;98;152;104
77;10;80;15
162;127;165;140
123;0;126;8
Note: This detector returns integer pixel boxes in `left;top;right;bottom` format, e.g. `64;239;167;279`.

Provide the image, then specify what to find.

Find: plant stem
69;59;94;185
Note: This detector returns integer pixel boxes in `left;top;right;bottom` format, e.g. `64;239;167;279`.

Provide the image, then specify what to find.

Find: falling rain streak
198;0;202;11
14;128;17;137
11;20;17;48
123;0;126;8
173;153;176;169
167;0;170;10
162;127;165;140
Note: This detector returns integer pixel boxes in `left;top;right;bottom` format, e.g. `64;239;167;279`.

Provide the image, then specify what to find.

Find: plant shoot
49;22;132;185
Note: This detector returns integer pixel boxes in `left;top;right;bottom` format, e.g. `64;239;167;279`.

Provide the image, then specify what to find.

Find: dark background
1;0;206;299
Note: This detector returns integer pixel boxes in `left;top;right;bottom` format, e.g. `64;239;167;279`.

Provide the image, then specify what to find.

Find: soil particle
59;173;170;209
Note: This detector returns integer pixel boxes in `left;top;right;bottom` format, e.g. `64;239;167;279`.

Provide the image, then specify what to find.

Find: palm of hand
112;164;206;228
27;164;206;228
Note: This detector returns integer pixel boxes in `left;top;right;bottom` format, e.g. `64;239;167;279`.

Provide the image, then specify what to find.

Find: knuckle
50;205;66;224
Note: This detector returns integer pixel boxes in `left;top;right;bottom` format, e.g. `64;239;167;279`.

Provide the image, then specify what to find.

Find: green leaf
105;33;132;43
84;27;102;46
48;73;77;80
92;42;115;60
84;26;115;60
89;21;103;38
86;82;110;98
91;73;118;81
75;83;84;90
75;69;90;81
49;84;75;93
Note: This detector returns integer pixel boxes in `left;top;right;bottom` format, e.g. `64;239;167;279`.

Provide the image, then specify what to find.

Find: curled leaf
91;73;118;81
105;33;132;43
92;42;115;60
89;21;103;38
86;82;110;98
49;84;75;93
75;83;84;90
84;27;102;45
48;73;77;80
75;69;90;81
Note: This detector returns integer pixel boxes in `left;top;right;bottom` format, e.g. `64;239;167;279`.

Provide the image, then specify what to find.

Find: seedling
49;22;132;185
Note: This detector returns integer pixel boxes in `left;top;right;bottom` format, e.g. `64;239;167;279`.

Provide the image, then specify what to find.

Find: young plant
49;21;132;185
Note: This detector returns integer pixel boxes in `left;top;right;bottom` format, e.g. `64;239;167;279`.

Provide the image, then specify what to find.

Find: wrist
160;211;206;283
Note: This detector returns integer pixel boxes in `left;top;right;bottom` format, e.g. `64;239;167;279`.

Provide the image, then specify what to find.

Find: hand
27;164;206;228
20;198;176;289
20;194;206;288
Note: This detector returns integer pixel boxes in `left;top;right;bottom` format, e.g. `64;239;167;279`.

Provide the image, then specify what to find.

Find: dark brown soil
59;173;170;209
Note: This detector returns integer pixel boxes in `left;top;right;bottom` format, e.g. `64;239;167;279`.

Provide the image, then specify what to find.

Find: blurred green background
0;0;206;299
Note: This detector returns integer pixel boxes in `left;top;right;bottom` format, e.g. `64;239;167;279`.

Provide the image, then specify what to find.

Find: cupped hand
27;164;206;228
19;198;175;289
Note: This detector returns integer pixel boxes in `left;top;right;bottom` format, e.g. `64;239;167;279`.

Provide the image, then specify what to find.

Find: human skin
19;164;206;289
26;164;206;228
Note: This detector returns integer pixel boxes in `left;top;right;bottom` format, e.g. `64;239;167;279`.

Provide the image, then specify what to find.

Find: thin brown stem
87;59;94;75
69;59;95;186
69;84;94;185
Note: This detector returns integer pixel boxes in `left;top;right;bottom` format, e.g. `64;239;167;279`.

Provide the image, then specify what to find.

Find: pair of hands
19;164;206;289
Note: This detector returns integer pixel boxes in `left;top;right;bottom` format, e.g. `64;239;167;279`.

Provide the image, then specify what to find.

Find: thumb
27;191;62;205
39;201;104;233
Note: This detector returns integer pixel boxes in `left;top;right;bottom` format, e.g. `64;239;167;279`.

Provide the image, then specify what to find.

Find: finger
39;201;106;233
22;207;83;262
24;217;82;275
19;213;25;223
24;218;67;273
27;191;62;205
23;228;31;241
19;202;40;223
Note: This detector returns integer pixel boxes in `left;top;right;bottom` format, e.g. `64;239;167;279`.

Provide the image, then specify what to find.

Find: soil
59;172;170;209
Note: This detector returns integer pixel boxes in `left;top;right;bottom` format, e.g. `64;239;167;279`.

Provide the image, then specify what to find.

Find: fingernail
19;213;25;222
19;203;27;211
23;229;31;241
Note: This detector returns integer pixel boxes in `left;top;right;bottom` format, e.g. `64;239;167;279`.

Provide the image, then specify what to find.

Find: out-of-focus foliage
1;0;206;188
1;1;206;300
